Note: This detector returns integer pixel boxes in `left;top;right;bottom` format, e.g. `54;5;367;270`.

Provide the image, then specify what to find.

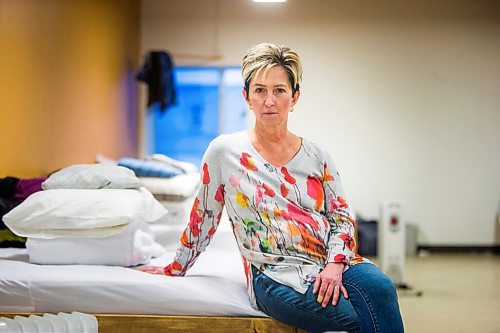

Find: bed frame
0;313;307;332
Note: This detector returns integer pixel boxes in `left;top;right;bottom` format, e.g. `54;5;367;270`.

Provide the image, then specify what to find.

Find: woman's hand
313;262;349;308
137;265;165;275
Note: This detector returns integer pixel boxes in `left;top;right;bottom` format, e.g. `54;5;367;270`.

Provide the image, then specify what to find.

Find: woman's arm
313;150;357;307
321;151;357;266
139;139;226;276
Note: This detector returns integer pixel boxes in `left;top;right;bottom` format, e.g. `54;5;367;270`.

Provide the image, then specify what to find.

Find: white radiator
378;202;405;285
0;311;97;333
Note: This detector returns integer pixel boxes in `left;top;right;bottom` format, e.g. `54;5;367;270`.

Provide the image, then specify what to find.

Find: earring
249;104;253;111
290;107;294;113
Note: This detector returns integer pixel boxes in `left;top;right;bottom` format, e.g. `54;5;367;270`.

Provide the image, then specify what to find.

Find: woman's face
243;65;300;128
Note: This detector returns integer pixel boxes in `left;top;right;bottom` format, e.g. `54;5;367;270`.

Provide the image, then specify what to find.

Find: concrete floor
370;253;500;333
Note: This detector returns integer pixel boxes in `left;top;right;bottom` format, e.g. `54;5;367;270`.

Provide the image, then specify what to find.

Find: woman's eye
255;88;264;93
276;88;286;93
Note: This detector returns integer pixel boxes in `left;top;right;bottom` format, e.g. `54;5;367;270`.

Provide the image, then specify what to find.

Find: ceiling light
253;0;287;3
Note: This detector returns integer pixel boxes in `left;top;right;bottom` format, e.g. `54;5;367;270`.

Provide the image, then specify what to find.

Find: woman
139;43;404;333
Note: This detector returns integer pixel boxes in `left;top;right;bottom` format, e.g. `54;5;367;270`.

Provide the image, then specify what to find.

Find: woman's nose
265;93;275;106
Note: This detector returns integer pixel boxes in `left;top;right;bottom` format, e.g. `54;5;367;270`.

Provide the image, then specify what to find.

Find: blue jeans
252;263;404;333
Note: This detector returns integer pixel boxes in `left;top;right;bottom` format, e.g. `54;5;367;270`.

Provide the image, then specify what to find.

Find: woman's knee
345;264;399;301
375;274;399;301
361;268;398;301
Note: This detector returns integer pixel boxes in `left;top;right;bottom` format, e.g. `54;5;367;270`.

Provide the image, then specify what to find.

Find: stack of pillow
96;153;201;249
2;164;168;266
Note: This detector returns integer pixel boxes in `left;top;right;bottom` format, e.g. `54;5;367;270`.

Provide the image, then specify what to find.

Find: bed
0;219;307;332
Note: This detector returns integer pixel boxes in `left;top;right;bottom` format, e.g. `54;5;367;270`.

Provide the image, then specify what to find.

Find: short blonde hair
242;43;302;96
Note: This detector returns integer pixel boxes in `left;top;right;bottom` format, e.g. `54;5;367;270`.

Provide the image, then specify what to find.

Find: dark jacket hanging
137;51;177;112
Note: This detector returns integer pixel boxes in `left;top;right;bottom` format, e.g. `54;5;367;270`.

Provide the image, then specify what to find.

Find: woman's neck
252;123;292;145
248;125;302;168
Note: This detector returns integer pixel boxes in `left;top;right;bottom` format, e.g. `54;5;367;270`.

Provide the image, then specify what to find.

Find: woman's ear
291;90;301;107
242;87;249;102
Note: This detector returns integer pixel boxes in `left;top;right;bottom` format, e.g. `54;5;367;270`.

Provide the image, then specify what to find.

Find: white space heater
378;202;405;285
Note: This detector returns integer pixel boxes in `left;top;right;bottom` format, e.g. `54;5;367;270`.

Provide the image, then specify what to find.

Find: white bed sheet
0;246;264;317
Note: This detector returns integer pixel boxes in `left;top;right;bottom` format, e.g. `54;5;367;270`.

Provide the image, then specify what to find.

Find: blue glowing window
149;67;248;166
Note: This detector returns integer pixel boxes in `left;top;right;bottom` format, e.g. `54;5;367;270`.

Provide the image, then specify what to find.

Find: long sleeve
321;152;357;266
163;140;225;276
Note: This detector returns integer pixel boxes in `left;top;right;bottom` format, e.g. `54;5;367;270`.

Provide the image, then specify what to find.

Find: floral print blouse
163;131;368;309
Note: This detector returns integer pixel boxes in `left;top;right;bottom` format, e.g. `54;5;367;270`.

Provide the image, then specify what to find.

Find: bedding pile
2;164;168;266
99;153;201;248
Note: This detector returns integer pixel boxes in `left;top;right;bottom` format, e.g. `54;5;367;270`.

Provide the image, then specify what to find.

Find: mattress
0;228;263;317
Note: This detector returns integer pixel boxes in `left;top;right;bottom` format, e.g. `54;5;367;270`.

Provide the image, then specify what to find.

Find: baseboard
417;245;498;254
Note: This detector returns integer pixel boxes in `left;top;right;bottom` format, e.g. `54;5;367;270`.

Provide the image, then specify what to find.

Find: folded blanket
118;158;183;178
14;177;47;200
26;223;165;266
149;154;198;173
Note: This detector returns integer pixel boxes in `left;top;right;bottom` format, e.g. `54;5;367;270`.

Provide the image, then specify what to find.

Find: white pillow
2;188;167;239
42;164;142;190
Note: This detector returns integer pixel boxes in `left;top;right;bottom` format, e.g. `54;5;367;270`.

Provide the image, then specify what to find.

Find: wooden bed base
0;313;307;333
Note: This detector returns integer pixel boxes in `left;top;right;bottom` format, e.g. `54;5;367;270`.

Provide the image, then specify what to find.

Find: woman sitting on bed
139;43;404;333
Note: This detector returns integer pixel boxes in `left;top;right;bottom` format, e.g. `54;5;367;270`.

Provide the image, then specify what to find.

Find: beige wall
141;0;500;246
0;0;140;178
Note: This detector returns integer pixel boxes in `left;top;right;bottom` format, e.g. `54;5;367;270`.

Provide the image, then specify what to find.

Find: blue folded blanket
118;158;183;178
